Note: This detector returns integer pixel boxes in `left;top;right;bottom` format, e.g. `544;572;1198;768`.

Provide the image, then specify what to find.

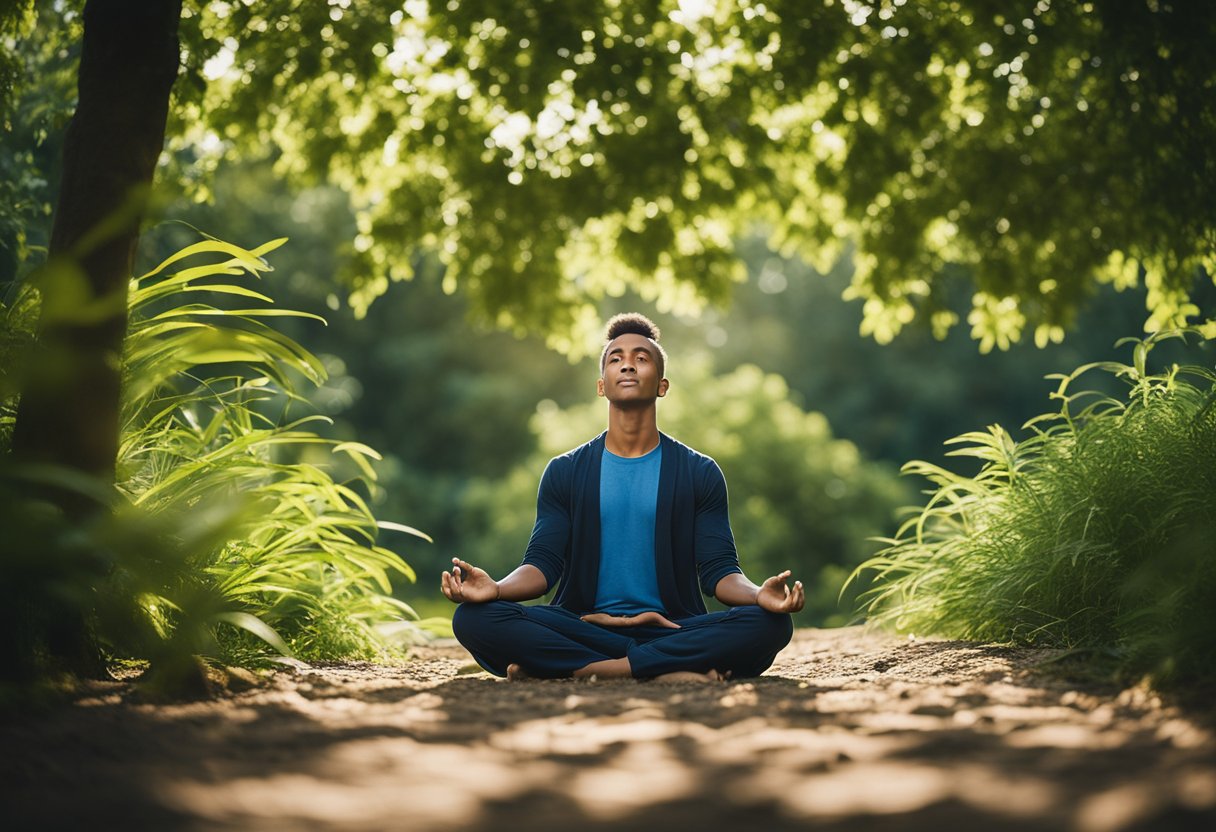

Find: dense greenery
853;332;1216;683
1;1;1212;692
461;358;909;625
119;162;1211;621
1;236;430;687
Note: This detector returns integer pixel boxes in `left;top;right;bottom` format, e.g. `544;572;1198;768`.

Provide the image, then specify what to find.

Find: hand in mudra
756;570;805;614
440;557;499;604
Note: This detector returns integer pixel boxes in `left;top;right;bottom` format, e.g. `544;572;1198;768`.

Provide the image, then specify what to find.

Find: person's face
597;333;669;404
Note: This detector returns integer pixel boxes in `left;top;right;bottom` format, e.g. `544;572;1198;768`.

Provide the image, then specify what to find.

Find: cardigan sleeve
521;456;571;589
694;458;743;595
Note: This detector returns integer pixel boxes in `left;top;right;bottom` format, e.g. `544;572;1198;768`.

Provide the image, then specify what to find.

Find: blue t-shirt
594;443;665;614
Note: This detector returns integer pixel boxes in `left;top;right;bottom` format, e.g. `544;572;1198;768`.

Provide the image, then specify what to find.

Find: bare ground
2;627;1214;831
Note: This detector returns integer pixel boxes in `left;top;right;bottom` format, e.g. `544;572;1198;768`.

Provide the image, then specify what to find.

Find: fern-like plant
1;233;431;688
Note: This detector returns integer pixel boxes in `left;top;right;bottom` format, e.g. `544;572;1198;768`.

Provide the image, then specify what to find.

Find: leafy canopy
8;1;1216;353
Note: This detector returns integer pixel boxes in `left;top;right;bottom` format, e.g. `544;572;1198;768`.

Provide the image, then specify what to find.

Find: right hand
440;557;500;604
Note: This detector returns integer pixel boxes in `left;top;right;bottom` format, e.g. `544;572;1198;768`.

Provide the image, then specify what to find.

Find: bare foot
572;657;632;680
652;669;731;684
506;663;533;682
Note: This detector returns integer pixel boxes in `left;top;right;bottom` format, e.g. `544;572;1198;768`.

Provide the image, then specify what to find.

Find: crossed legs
452;601;793;681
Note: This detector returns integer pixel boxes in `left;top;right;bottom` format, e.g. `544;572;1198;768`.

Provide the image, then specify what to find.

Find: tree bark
6;0;182;678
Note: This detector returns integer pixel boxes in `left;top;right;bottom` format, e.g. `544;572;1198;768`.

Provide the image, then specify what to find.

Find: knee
736;605;794;650
451;600;514;643
450;601;488;643
764;609;795;650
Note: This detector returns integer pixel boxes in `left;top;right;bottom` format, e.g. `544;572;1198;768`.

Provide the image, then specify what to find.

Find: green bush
852;332;1216;684
1;234;431;686
462;357;908;625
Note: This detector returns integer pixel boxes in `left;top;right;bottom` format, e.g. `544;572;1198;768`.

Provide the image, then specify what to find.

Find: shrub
852;332;1216;683
1;234;431;686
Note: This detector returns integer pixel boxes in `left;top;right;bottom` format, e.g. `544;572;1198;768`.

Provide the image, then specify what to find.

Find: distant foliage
1;235;431;680
463;358;908;625
853;332;1216;683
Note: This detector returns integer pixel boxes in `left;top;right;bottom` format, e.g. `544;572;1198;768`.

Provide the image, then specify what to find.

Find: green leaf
377;520;434;543
213;611;295;658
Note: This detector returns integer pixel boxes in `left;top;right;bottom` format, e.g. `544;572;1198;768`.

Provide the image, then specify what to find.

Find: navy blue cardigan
522;431;743;618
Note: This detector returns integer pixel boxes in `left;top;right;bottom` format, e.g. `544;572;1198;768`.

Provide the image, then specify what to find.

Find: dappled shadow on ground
2;628;1214;831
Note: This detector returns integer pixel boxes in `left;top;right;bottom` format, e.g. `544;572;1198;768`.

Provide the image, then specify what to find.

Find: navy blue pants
452;601;793;679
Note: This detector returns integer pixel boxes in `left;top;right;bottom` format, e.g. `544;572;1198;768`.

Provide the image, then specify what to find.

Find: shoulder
542;432;606;482
661;433;726;486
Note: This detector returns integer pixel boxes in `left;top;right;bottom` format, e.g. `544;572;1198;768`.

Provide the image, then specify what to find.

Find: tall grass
2;234;431;685
851;332;1216;684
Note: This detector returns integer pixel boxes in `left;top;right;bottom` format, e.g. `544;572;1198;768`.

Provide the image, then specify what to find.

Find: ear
658;377;669;398
596;378;605;398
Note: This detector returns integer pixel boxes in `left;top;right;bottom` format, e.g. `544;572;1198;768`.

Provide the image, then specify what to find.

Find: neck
604;403;660;457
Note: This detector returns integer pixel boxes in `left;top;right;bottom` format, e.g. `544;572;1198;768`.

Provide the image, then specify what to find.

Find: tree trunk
6;0;182;679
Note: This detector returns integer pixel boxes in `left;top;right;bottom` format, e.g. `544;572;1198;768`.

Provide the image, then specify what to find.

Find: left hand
756;570;805;614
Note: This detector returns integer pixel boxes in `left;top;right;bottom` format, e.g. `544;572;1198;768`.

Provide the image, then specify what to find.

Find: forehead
605;333;656;355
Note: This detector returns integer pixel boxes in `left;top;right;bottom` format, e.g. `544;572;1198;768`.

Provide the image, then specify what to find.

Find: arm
715;569;806;613
518;456;571;588
693;459;747;595
440;559;547;604
714;572;761;606
695;459;805;613
441;456;571;605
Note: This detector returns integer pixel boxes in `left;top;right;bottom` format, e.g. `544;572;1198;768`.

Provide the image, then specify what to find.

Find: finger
778;583;801;612
583;614;639;628
633;611;678;629
764;571;790;588
452;557;476;574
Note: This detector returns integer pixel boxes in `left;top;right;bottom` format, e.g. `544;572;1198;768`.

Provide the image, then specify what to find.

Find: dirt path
3;627;1214;831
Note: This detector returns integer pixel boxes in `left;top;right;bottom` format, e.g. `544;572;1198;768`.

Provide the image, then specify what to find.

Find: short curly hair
600;312;668;376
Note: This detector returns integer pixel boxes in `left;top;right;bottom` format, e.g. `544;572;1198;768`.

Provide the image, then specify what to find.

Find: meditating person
441;313;804;681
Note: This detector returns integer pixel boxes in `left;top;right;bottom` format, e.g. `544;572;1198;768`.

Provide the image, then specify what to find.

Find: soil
2;627;1214;831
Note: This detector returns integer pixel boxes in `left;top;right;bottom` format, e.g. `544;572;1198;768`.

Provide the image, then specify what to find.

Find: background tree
11;1;180;483
2;1;181;676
